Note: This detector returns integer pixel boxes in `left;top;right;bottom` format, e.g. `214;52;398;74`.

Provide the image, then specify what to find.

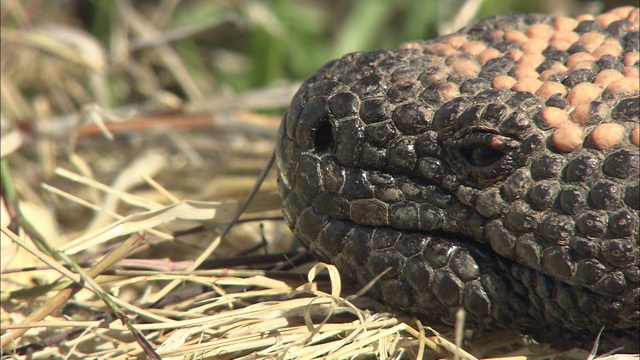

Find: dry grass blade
0;129;23;158
438;0;486;34
117;0;203;101
0;233;145;348
56;197;250;255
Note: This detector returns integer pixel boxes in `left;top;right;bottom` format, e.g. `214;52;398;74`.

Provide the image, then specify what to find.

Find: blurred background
2;0;637;119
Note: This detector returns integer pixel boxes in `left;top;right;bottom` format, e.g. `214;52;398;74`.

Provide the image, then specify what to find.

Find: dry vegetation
0;0;633;359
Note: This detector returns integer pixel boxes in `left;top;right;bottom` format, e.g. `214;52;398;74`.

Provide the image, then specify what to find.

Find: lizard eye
464;146;505;166
449;131;520;181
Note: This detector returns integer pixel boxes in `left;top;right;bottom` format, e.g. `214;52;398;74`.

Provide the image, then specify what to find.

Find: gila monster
276;6;640;353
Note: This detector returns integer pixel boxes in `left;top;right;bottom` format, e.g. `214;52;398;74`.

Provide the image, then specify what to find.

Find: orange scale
595;13;620;28
567;60;597;72
425;43;458;57
437;83;460;102
396;41;423;51
511;78;543;94
623;52;640;66
506;49;524;61
491;30;505;41
525;23;554;40
477;48;503;65
593;69;624;87
505;30;528;43
518;53;545;68
576;14;595;22
445;35;468;49
513;66;539;80
603;37;624;48
579;31;605;53
631;124;640;147
536;82;568;99
625;8;639;32
592;43;623;59
550;30;580;44
545;61;568;73
460;41;487;56
539;68;566;81
553;16;578;31
427;70;450;82
603;77;640;98
447;56;481;77
622;66;639;78
566;52;596;67
541;107;569;128
612;6;636;19
552;122;584;152
492;75;516;89
590;123;625;150
521;38;549;54
567;83;602;107
569;103;593;125
549;39;573;51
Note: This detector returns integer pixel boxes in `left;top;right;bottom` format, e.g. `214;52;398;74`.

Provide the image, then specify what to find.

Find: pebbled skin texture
276;7;640;352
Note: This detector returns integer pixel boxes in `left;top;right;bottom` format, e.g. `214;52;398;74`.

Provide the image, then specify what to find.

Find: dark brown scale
528;181;561;210
570;235;600;257
542;47;570;63
328;92;359;118
583;101;610;126
566;42;590;54
392;103;430;134
460;78;491;94
545;93;570;108
386;79;422;103
505;91;541;113
606;20;630;38
359;98;392;124
276;8;640;354
559;186;588;214
536;59;561;73
546;71;569;83
531;153;567;179
562;69;595;87
603;149;639;179
539;213;574;244
597;54;624;71
609;210;637;237
479;57;514;79
623;31;640;52
612;96;639;120
365;121;397;147
574;20;602;34
577;211;609;236
564;153;600;182
590;181;624;210
625;182;639;209
493;40;520;52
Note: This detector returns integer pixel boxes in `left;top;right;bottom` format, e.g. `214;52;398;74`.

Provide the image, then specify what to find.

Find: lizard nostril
314;120;335;153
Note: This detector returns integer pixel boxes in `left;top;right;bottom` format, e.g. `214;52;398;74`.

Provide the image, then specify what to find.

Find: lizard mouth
277;157;637;347
276;153;498;318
